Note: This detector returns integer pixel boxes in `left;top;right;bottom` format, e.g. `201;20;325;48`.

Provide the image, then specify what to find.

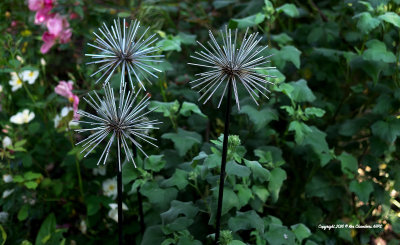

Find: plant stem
68;129;84;200
117;169;123;245
215;81;232;244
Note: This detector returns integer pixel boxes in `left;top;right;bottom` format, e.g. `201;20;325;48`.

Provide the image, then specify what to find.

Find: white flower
54;107;79;128
93;166;106;176
108;203;128;223
9;72;23;91
10;109;35;124
54;114;61;128
0;212;9;223
40;58;46;66
79;220;87;234
21;70;39;84
16;55;24;64
2;189;14;199
2;174;13;183
0;84;3;93
2;136;12;148
102;178;118;199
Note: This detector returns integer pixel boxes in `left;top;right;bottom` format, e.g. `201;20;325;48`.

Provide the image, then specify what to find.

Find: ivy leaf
149;100;180;117
228;210;264;232
239;105;278;131
287;79;316;102
291;224;312;243
354;12;380;33
289;121;312;144
144;155;166;172
265;224;296;244
162;128;202;156
268;168;287;203
279;45;301;68
378;12;400;28
140;182;178;209
236;184;253;206
363;39;396;63
371;117;400;144
252;185;270;202
244;160;271;183
213;188;240;215
122;160;140;184
276;4;299;18
229;13;265;28
157;36;181;52
17;205;29;221
176;32;196;45
349;180;374;203
161;200;199;224
226;161;251;177
304;107;325;118
179;102;206;118
338;152;358;178
162;169;189;190
271;33;293;47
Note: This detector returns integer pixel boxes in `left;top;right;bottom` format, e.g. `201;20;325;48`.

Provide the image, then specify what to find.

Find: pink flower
55;81;73;98
40;14;72;53
46;14;63;36
55;81;80;119
40;32;56;54
28;0;54;11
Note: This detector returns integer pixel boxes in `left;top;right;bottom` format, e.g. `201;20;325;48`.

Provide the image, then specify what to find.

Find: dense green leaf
371;117;400;144
228;210;264;232
230;13;265;28
162;169;189;190
349;180;374;203
268;168;287;203
354;12;380;33
291;224;311;243
276;4;299;18
162;128;202;156
226;161;251;177
338;152;358;178
149;100;180;117
179;102;206;118
239;105;278;131
378;12;400;28
287;79;316;102
363;39;396;63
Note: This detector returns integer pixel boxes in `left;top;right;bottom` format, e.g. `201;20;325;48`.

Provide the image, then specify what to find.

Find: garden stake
117;162;123;245
215;80;232;244
74;82;161;245
84;18;163;243
189;27;275;244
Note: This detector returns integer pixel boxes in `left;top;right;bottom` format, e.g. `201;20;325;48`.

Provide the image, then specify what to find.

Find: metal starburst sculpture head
189;27;276;110
86;18;163;90
75;82;161;170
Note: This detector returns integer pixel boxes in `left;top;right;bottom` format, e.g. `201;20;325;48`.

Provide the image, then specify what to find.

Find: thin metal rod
215;80;232;244
117;164;123;245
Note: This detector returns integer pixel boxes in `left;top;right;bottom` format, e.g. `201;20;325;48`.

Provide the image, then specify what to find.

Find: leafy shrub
1;0;400;244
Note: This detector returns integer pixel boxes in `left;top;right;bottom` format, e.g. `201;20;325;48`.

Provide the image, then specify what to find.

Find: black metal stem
117;169;123;245
215;81;232;244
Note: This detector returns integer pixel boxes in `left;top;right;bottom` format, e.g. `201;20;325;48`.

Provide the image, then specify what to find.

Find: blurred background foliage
1;0;400;244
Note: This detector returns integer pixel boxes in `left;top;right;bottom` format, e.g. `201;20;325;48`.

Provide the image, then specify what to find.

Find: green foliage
1;0;400;244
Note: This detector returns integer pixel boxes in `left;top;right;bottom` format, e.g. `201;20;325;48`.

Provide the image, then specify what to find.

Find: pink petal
59;28;72;44
46;14;63;36
40;33;55;54
28;0;43;11
54;81;73;98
